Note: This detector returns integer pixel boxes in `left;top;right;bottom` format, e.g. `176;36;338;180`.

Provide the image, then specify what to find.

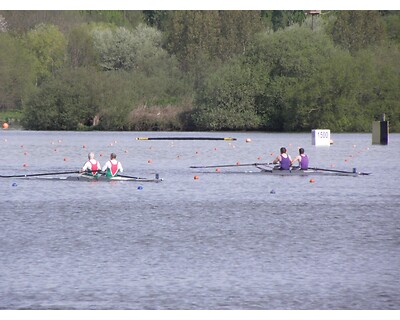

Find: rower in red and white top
82;152;101;176
102;153;123;177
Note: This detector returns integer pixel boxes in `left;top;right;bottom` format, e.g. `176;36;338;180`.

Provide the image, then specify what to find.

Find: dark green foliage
330;11;386;53
263;10;307;31
0;10;399;132
142;11;169;30
165;11;264;73
193;57;262;130
0;33;36;110
21;68;99;130
67;24;99;68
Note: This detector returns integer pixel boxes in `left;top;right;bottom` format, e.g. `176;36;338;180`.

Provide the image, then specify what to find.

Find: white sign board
312;129;331;146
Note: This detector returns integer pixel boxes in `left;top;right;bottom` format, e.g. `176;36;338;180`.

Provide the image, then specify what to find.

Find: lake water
0;130;399;310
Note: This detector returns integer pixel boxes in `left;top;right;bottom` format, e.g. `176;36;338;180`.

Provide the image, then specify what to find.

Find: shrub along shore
1;11;399;132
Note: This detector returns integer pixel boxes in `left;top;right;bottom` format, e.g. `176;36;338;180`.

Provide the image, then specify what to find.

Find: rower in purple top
272;147;292;170
291;147;309;170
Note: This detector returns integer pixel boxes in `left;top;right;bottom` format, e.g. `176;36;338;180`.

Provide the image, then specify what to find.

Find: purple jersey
279;154;291;170
300;154;309;170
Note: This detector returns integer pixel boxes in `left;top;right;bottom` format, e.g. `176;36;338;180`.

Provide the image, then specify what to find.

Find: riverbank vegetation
1;11;399;132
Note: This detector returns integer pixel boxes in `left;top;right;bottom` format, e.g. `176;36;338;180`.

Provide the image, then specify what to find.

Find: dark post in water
372;113;389;145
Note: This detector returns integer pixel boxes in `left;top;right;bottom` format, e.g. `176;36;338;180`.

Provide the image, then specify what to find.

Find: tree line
0;10;399;132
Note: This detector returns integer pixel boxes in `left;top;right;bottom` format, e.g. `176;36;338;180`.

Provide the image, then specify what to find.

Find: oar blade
311;167;371;176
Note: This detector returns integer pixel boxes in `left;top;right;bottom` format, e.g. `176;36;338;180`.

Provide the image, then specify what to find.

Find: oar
137;137;236;141
190;162;273;169
116;174;148;179
0;169;102;178
0;170;81;178
310;167;371;175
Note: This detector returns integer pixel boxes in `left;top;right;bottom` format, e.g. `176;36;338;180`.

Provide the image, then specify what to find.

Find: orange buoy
245;138;251;143
309;178;315;183
215;168;220;172
2;122;9;129
23;163;28;167
194;175;199;180
147;159;152;164
236;161;240;165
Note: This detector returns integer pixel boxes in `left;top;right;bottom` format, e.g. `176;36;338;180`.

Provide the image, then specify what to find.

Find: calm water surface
0;131;399;309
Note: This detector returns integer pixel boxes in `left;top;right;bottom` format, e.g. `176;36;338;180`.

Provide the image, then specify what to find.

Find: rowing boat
190;162;370;176
9;173;163;183
256;166;368;177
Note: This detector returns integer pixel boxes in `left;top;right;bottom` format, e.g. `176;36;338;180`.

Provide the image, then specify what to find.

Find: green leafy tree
67;24;99;68
131;23;173;75
22;68;100;130
193;57;261;130
143;10;169;30
246;26;340;131
382;12;400;43
22;23;67;85
289;49;360;131
92;26;136;71
330;11;386;53
354;46;400;131
166;11;220;72
92;71;136;130
82;10;143;28
166;11;263;72
92;23;179;76
0;33;36;110
267;10;307;31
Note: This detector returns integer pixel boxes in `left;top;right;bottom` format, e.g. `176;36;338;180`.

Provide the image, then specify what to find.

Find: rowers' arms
291;155;300;166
